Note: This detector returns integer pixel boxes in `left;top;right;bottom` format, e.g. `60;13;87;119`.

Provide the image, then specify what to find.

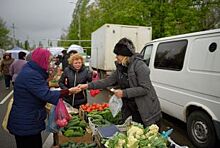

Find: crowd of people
1;38;161;148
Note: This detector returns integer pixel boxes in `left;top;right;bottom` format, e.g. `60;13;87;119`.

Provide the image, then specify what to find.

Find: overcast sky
0;0;75;47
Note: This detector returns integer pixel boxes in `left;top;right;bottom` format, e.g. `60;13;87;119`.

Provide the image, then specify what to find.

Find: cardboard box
57;131;93;144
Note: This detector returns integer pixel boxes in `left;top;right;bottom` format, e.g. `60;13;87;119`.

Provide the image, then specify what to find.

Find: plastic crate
168;137;189;148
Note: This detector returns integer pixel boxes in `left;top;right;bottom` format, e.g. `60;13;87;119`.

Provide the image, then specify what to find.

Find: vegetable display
80;103;109;112
104;124;168;148
88;108;121;125
60;115;87;137
60;141;97;148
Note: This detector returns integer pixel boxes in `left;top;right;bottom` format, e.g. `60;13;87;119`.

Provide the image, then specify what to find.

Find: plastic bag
90;89;101;97
90;72;100;97
55;98;71;127
109;95;123;117
63;100;78;114
46;105;59;133
2;98;13;132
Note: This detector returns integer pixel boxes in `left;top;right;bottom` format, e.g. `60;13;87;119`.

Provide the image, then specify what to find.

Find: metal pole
78;13;81;45
12;23;16;47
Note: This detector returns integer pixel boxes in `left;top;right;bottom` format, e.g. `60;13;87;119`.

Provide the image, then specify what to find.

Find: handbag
2;98;13;132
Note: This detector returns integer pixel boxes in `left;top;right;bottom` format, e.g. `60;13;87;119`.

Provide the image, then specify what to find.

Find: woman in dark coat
0;53;14;89
7;48;81;148
59;53;92;109
80;38;162;127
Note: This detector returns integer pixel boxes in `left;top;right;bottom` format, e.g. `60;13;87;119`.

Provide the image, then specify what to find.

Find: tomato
98;106;104;111
81;105;87;110
91;106;97;110
86;108;92;112
85;103;90;107
102;103;109;108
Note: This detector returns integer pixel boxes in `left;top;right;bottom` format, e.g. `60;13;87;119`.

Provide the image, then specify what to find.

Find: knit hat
113;38;135;57
32;48;51;71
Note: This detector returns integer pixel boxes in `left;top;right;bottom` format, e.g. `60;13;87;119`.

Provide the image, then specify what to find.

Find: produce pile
60;141;97;148
80;103;109;112
60;115;87;137
104;124;168;148
88;108;121;125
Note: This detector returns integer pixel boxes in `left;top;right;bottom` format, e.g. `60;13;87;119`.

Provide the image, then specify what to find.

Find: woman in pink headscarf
7;48;81;148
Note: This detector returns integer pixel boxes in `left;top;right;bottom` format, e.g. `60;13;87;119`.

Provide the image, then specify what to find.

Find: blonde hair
121;56;129;66
68;53;84;65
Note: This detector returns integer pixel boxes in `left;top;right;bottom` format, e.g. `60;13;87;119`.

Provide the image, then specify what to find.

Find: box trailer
90;24;152;78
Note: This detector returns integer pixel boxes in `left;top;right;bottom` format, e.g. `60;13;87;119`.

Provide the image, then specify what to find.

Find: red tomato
91;106;97;110
98;106;104;111
86;108;92;112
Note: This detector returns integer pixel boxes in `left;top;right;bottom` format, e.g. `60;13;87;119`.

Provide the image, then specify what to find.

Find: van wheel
187;111;216;148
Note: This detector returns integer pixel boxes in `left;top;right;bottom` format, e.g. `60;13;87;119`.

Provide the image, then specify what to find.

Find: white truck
90;24;152;78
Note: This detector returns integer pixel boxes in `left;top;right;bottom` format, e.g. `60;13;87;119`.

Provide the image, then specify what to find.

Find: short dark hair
18;51;26;60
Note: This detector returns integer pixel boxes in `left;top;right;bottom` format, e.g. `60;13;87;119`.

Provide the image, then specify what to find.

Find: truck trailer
90;24;152;78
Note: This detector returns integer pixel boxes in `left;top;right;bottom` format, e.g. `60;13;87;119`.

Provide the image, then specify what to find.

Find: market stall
6;46;29;59
49;102;189;148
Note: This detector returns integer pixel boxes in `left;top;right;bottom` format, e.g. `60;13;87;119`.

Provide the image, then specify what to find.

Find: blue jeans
4;74;11;88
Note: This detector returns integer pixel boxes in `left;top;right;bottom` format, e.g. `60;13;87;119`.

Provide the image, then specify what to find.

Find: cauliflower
149;124;159;133
115;139;126;148
126;135;139;148
127;125;144;139
145;124;159;138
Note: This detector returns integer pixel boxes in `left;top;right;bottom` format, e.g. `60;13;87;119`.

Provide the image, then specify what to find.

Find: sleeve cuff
60;89;69;98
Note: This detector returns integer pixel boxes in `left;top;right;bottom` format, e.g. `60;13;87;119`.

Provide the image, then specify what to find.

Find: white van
140;29;220;148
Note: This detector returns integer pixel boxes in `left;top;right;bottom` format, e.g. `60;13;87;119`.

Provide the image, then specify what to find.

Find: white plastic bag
109;95;123;117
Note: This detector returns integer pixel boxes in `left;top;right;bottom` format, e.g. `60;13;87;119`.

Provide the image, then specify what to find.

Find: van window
154;40;187;71
141;45;153;66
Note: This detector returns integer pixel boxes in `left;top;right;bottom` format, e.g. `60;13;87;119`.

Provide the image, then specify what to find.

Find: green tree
64;0;220;51
0;18;12;50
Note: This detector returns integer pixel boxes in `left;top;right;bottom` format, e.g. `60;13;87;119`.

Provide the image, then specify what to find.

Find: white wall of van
141;29;220;148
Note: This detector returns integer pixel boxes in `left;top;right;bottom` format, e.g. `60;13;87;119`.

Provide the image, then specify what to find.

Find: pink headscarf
31;47;51;71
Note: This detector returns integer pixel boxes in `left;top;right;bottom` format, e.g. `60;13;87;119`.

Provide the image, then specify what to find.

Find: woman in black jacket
59;53;92;108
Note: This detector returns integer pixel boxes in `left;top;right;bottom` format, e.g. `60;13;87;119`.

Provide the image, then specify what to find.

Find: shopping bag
46;105;59;133
109;95;123;117
90;72;101;97
2;98;13;132
55;98;71;127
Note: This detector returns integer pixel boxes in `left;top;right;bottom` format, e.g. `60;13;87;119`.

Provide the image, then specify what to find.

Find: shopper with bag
80;38;162;128
7;48;81;148
59;53;92;109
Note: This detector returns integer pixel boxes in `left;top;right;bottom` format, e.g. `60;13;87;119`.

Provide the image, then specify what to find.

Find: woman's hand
78;84;88;90
69;86;81;94
114;89;123;98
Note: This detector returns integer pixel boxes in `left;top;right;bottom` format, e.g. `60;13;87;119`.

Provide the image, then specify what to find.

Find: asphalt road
0;79;195;148
0;79;16;148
